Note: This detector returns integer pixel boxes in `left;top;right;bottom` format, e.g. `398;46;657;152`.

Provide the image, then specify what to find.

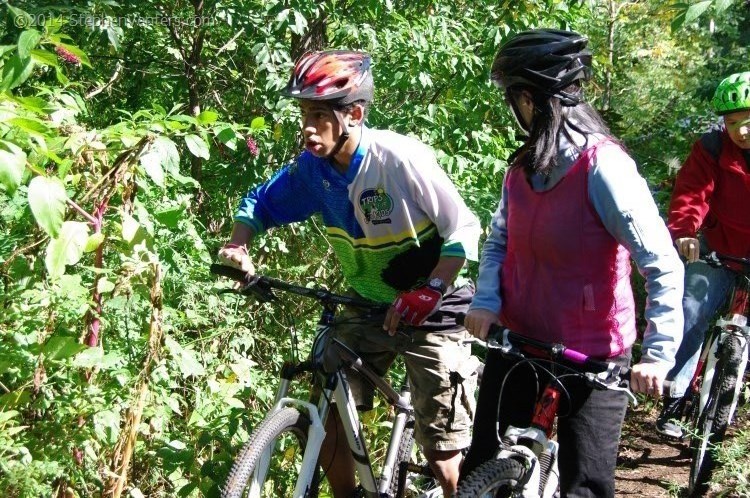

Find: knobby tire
222;407;320;498
688;333;744;497
456;458;527;498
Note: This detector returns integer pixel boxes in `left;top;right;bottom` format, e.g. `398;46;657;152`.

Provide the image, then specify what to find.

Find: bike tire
222;407;320;498
456;458;527;498
688;333;744;497
387;416;442;498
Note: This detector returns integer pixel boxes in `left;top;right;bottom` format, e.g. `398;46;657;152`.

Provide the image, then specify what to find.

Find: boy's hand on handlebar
217;244;255;274
675;237;700;263
384;286;442;335
630;362;668;397
462;309;500;341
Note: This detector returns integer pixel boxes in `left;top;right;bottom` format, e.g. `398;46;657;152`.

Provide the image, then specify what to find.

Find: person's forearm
429;256;466;286
227;222;256;248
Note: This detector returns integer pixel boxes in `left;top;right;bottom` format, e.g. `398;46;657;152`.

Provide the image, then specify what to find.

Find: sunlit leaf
17;30;42;59
184;134;209;159
28;176;67;238
45;221;89;278
0;140;27;193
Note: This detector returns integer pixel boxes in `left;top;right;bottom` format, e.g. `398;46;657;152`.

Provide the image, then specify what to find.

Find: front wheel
456;458;527;498
222;407;320;498
688;333;744;497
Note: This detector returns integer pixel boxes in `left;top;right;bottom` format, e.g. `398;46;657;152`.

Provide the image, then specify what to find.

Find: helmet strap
327;108;350;160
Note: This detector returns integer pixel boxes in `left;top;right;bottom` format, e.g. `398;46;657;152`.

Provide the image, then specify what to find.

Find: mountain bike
454;313;635;498
210;264;442;498
683;251;750;497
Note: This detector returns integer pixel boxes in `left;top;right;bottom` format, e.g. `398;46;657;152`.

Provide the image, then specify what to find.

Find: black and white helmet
490;29;592;106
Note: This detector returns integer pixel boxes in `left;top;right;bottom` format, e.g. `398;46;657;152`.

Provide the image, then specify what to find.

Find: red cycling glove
392;286;442;326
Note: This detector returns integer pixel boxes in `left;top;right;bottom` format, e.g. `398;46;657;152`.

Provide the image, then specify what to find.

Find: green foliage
0;0;748;496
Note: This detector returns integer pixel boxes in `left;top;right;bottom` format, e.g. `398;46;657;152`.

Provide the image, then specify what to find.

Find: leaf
73;347;104;368
0;54;34;92
215;126;238;150
0;140;27;193
291;11;308;35
43;336;88;361
155;206;183;228
9;116;51;136
97;278;115;294
184;134;209;159
684;1;712;24
139;147;165;187
17;30;42;59
250;116;266;130
196;110;218;125
45;221;89;278
121;212;140;243
714;0;733;11
84;232;105;252
165;337;206;378
106;25;122;52
28;176;67;238
30;49;58;67
155;136;180;174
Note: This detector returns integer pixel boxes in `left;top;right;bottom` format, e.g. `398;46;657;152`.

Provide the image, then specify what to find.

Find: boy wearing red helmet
219;50;481;496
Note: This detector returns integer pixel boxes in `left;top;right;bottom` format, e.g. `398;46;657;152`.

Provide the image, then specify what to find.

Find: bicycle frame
251;311;417;498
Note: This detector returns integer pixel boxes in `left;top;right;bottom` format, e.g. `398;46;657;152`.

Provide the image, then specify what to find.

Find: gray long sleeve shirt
470;130;684;366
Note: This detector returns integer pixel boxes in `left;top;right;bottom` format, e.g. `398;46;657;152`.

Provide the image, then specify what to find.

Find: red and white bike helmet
281;50;373;107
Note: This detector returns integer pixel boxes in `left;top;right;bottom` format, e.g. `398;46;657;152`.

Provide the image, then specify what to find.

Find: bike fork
378;385;412;495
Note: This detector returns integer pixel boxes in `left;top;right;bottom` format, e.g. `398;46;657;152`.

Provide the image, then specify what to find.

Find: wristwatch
427;277;447;295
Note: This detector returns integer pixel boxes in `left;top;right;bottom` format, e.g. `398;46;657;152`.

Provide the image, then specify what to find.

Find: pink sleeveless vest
500;141;636;358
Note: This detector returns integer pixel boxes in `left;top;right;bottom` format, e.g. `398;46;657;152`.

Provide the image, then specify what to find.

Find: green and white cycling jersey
235;127;480;303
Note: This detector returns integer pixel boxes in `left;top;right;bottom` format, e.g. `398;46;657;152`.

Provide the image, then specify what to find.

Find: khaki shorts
329;285;479;452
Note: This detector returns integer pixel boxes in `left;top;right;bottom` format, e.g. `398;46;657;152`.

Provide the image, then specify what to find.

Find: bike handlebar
455;312;636;404
455;312;615;373
210;264;389;312
700;251;750;274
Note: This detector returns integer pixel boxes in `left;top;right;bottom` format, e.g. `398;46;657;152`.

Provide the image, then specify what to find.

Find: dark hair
338;99;371;121
510;83;617;175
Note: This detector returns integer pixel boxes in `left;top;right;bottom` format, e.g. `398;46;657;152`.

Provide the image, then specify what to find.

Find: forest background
0;0;748;497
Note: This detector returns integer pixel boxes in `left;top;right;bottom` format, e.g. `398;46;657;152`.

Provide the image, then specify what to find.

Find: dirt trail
615;404;750;497
616;407;690;497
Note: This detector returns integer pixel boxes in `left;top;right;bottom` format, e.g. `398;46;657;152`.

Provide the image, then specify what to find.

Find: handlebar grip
210;263;250;282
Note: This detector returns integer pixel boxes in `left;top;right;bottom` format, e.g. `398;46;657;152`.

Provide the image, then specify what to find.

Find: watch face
429;278;446;292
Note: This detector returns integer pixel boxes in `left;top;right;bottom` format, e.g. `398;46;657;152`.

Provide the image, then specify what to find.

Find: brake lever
585;370;638;407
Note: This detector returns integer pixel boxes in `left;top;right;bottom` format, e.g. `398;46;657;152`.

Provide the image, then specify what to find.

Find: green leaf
9;117;51;136
139;147;165;187
196;110;218;125
45;221;89;278
121;212;140;243
714;0;732;11
73;347;103;368
250;116;266;130
84;232;105;252
0;54;34;92
0;140;27;193
30;49;59;67
184;134;209;159
155;136;180;174
28;176;67;238
43;336;88;361
291;11;308;35
97;278;115;294
165;337;206;378
215;126;238;150
155;206;183;228
17;30;42;59
684;1;712;24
